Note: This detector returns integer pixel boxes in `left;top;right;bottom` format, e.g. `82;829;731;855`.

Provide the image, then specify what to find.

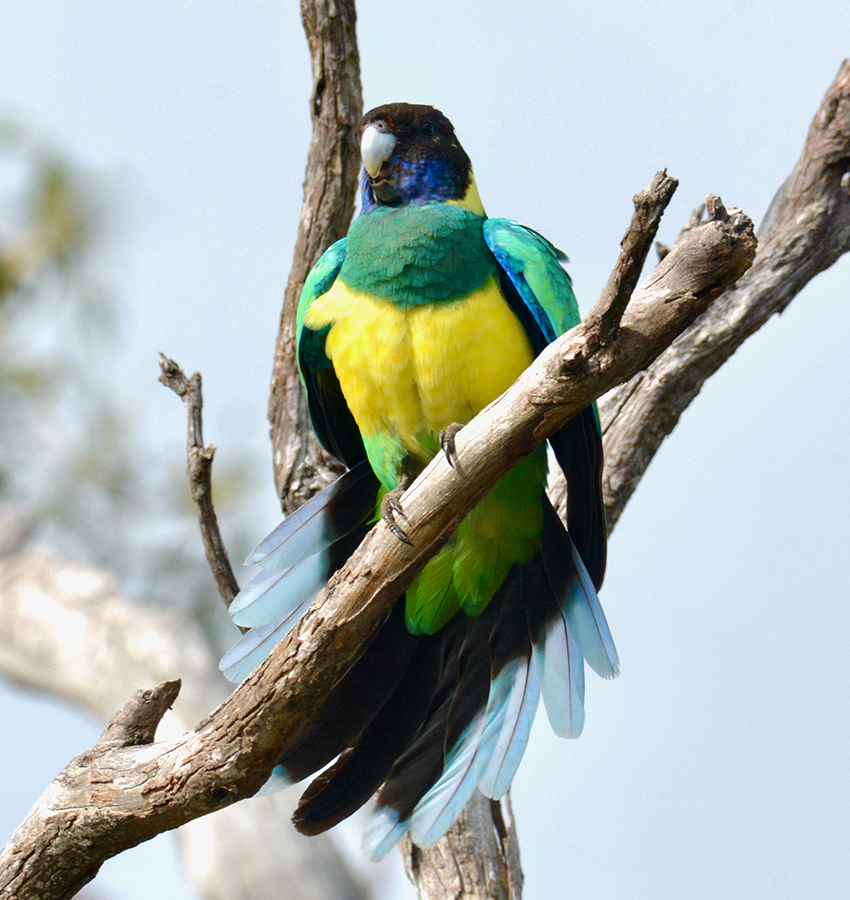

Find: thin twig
158;352;241;610
585;170;679;345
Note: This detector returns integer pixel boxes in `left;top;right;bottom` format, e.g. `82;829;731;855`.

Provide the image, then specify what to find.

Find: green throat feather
340;204;493;308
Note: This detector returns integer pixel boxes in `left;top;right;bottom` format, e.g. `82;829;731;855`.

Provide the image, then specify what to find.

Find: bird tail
283;495;618;858
218;467;618;855
219;461;380;683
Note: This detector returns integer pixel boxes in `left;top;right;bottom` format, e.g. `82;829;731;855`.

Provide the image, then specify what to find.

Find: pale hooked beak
361;122;397;178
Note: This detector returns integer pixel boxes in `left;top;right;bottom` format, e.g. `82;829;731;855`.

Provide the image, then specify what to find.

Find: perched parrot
220;103;618;858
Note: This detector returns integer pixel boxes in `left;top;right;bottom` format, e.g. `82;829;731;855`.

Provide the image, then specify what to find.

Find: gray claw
439;423;463;469
381;488;413;546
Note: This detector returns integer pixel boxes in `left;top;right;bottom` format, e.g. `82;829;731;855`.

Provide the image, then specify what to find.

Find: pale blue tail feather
532;610;585;738
409;711;486;849
229;552;327;628
475;657;540;799
246;462;375;570
562;536;620;679
254;765;294;797
219;598;312;683
363;806;411;861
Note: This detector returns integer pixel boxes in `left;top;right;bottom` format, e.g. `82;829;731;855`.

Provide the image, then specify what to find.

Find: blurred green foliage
0;120;260;642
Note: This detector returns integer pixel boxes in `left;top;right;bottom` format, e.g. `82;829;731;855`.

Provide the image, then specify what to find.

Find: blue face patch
394;156;459;204
361;150;468;212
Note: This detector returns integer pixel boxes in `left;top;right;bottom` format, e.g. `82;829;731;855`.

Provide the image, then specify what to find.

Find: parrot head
359;103;484;214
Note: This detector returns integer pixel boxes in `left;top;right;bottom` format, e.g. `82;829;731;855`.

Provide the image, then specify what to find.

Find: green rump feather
405;449;547;634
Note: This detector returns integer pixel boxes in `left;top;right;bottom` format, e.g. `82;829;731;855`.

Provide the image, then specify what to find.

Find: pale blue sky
2;2;849;898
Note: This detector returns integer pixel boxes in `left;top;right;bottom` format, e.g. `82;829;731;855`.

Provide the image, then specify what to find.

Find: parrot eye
420;122;435;136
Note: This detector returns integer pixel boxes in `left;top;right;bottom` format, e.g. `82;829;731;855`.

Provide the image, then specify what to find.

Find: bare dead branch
267;0;362;512
0;546;370;900
401;793;522;900
0;198;755;900
99;680;182;747
599;59;850;530
585;170;679;346
158;352;241;608
0;682;176;900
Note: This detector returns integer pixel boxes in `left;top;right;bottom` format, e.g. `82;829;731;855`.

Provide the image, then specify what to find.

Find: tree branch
267;0;362;512
99;679;182;747
400;793;524;900
0;198;756;900
158;353;241;608
598;59;850;530
0;539;370;900
584;170;679;346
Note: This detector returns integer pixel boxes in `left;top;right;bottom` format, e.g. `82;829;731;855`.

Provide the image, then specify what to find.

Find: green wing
296;238;367;468
484;218;606;588
483;218;580;341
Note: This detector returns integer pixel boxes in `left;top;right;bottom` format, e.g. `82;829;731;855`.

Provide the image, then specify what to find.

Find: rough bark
267;0;362;513
401;794;523;900
0;533;369;900
0;198;757;900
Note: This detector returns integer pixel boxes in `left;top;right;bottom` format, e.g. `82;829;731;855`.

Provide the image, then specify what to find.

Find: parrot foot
381;477;414;546
439;423;463;468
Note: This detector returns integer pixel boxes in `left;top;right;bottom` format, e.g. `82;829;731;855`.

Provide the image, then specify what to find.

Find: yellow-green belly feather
304;274;546;634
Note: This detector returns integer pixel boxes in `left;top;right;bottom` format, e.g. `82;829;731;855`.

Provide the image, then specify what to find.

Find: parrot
220;102;618;859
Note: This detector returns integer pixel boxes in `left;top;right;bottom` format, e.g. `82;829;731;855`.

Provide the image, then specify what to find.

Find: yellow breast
304;277;533;460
